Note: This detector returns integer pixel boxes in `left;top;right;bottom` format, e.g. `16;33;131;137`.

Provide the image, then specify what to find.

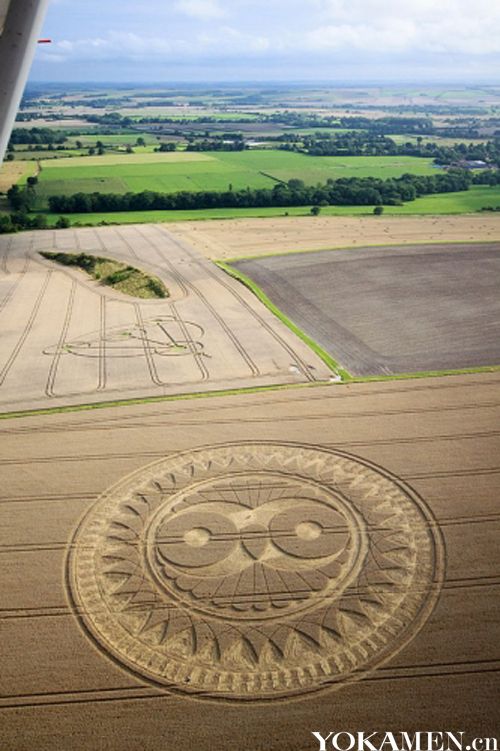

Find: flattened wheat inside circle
68;442;444;700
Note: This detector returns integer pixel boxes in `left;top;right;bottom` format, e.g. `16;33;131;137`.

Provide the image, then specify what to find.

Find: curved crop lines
154;225;316;382
134;225;260;378
133;304;163;387
0;237;33;315
45;283;107;398
45;280;77;397
112;227;143;267
98;296;107;392
113;226;188;301
68;442;444;701
0;224;331;410
132;304;208;386
0;236;12;276
169;302;209;382
0;270;52;388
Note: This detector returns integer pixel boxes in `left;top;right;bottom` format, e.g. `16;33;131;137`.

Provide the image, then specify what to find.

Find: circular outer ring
66;441;445;703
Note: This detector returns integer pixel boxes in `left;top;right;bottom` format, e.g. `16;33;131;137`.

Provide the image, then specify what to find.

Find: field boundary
216;261;348;379
1;361;498;421
221;238;500;263
0;381;328;421
217;260;500;384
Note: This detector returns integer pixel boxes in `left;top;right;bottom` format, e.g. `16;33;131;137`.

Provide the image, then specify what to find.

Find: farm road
0;225;330;413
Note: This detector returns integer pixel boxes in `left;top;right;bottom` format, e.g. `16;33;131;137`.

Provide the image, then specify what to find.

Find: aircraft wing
0;0;11;34
0;0;50;164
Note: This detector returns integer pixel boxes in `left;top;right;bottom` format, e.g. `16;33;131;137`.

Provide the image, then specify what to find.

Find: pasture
32;150;438;205
34;151;277;201
215;150;437;179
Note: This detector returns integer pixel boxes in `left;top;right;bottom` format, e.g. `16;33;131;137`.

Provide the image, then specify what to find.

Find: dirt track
169;214;500;260
1;373;499;748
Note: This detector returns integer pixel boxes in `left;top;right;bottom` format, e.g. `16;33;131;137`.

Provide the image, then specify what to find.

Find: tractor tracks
132;225;260;378
153;224;317;382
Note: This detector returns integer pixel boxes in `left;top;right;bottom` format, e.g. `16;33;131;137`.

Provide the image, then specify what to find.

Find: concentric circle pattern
68;442;444;700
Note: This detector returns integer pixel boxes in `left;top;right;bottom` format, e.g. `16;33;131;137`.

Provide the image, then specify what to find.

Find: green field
34;152;276;200
32;149;438;205
35;186;500;226
215;151;437;179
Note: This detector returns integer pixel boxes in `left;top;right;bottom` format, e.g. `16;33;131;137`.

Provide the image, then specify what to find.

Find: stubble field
170;213;500;259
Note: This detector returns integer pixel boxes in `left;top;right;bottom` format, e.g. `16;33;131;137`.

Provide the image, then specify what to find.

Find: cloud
33;0;500;81
303;0;500;56
48;32;179;62
174;0;226;19
40;27;273;65
306;20;418;53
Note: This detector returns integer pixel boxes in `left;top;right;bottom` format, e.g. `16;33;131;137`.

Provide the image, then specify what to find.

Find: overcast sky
30;0;500;83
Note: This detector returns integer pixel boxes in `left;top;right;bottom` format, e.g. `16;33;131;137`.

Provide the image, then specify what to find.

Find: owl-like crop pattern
68;442;444;701
147;473;366;620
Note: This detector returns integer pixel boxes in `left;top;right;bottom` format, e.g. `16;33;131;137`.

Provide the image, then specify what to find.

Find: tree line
45;170;475;214
9;127;68;145
295;134;500;166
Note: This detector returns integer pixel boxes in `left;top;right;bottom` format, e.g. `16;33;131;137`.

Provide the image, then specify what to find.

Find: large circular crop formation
67;442;444;701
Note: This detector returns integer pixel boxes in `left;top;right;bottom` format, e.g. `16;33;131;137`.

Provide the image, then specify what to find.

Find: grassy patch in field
40;251;168;298
123;170;273;193
36;169;274;199
37;205;371;226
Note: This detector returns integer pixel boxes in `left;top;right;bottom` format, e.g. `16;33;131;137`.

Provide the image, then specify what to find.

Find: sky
30;0;500;84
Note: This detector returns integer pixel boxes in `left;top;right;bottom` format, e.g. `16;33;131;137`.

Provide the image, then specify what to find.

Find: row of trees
295;134;500;166
46;170;474;214
185;137;245;152
0;212;71;234
8;127;68;145
264;113;435;134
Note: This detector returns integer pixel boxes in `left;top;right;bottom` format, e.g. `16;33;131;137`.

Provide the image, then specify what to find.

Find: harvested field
230;242;500;376
1;372;499;747
0;225;330;414
0;161;36;192
169;214;500;260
